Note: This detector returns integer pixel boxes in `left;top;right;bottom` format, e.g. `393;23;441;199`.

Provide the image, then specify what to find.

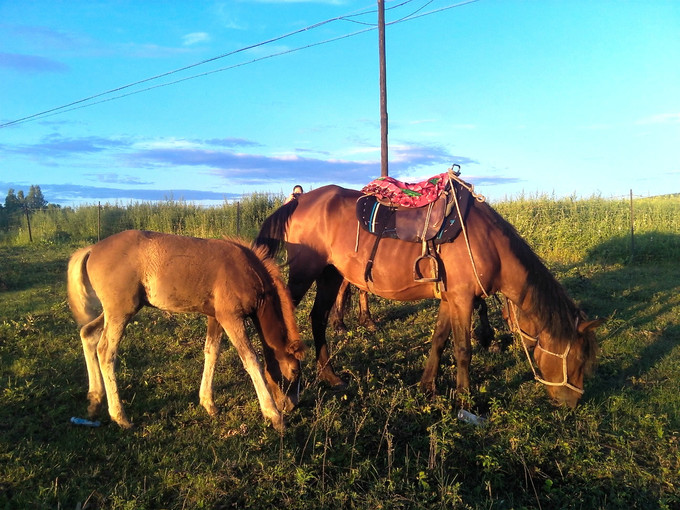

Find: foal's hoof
112;415;134;429
270;414;285;432
200;400;219;417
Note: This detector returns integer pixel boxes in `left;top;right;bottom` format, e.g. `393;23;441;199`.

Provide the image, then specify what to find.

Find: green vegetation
1;194;678;509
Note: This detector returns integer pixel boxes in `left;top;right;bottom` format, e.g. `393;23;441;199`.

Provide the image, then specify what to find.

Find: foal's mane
225;237;300;343
475;202;583;345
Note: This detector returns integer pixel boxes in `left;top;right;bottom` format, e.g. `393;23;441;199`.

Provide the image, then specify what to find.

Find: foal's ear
287;340;307;360
578;318;605;334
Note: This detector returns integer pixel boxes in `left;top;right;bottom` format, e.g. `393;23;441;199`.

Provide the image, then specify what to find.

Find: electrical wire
0;0;478;128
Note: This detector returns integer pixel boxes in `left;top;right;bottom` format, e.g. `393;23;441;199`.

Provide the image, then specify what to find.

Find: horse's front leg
199;316;223;416
420;301;452;394
217;313;284;431
448;299;475;398
472;297;495;349
312;266;346;388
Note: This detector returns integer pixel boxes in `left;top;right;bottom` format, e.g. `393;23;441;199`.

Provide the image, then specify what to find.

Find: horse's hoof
361;320;378;332
318;369;348;390
419;380;436;396
332;322;349;335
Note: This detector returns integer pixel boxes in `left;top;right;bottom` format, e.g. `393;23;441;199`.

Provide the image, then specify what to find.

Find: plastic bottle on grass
457;409;485;426
70;417;101;427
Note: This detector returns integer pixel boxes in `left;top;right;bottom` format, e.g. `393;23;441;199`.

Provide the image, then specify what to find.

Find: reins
505;298;584;395
448;166;490;298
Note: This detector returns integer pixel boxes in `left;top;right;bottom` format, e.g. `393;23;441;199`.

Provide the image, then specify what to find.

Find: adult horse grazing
67;230;305;431
256;182;602;407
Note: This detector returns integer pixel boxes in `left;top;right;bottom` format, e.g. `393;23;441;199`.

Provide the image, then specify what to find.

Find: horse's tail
254;200;298;258
67;246;100;326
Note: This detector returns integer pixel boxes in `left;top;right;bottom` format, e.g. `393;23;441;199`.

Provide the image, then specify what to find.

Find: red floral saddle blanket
360;173;450;208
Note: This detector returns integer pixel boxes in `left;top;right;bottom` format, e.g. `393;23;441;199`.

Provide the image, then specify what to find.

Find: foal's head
254;246;306;413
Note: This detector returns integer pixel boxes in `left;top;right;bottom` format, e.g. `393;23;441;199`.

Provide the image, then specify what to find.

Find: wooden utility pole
378;0;388;176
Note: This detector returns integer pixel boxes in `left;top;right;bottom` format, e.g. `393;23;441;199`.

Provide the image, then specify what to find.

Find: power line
0;0;478;128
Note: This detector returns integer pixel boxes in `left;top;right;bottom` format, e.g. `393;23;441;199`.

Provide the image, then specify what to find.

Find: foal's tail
67;246;100;326
254;199;298;258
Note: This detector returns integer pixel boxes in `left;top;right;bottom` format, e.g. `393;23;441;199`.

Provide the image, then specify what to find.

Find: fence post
98;201;101;241
24;206;33;242
236;201;241;237
629;189;634;262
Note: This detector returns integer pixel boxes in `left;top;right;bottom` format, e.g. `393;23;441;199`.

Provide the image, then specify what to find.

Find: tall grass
1;192;284;245
3;193;678;266
493;193;680;264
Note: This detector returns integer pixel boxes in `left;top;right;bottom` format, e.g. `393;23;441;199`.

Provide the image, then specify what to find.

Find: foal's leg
217;312;284;431
97;314;134;428
311;266;346;388
199;316;222;416
80;314;105;417
420;301;452;394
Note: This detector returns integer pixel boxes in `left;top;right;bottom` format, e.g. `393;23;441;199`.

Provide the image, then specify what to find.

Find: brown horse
256;185;602;407
67;230;305;430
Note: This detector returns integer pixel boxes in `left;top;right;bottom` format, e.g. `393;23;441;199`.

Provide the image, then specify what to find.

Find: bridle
505;298;584;395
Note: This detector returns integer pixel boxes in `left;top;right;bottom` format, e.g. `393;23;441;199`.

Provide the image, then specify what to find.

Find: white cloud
182;32;211;46
635;113;680;125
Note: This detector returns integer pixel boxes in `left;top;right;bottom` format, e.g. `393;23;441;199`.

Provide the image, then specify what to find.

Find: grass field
1;195;679;509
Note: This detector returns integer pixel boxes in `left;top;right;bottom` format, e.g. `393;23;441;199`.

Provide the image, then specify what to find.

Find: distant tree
26;185;47;210
4;189;23;212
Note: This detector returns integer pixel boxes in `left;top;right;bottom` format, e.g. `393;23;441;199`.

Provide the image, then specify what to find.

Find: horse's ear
578;318;605;334
287;340;307;360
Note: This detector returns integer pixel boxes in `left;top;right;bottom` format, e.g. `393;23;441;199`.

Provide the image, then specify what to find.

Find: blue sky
1;0;678;207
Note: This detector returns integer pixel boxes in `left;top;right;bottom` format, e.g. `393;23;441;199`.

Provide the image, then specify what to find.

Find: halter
506;299;584;395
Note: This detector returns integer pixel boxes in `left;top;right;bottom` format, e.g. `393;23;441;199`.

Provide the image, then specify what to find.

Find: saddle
356;167;478;284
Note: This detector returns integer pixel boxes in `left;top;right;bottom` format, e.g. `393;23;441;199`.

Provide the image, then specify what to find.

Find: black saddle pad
356;179;473;244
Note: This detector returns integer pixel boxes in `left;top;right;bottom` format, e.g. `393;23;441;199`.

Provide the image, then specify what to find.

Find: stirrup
413;253;440;283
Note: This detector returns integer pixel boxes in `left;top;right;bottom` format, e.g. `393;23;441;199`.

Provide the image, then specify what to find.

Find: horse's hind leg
80;314;105;417
97;314;134;429
199;316;222;416
357;289;377;331
312;266;346;388
329;279;351;334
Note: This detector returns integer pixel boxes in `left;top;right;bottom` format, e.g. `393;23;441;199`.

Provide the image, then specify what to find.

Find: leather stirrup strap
364;208;393;282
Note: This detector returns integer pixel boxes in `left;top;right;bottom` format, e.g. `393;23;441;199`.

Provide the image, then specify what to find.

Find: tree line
0;185;57;232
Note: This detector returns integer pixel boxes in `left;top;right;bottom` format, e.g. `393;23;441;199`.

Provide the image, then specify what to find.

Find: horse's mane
223;237;300;343
475;202;583;344
254;200;299;258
